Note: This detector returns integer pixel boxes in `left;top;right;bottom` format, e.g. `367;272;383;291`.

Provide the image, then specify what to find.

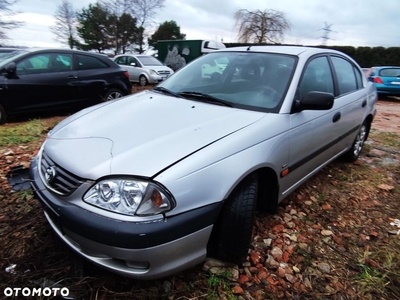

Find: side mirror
130;62;136;67
2;62;16;76
294;91;334;112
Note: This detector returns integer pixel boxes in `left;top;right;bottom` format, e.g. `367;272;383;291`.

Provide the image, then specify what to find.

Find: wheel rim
107;91;123;100
353;125;367;156
139;76;147;86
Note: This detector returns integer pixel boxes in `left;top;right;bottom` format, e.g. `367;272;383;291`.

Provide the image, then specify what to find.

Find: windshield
157;51;296;112
0;50;29;65
137;56;164;66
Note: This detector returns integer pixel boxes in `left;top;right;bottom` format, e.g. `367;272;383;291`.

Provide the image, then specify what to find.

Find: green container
157;40;225;71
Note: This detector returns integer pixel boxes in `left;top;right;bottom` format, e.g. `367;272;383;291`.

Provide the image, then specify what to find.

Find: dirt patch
373;97;400;133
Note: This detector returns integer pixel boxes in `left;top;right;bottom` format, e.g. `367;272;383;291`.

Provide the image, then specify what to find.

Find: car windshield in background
158;51;296;112
137;56;164;66
379;68;400;77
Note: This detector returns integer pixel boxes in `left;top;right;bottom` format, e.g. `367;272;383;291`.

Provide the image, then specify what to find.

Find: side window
354;66;363;89
17;54;50;75
131;57;140;66
50;54;73;72
115;56;127;65
298;56;334;100
331;56;357;95
76;54;109;70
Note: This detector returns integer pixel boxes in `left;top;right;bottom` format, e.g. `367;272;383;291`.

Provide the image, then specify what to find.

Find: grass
370;130;400;150
0;118;62;147
355;238;400;299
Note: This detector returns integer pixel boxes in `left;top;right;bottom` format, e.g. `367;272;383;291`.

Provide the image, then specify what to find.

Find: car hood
44;91;265;179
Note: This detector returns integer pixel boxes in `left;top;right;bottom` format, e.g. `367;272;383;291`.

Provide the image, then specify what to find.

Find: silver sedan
30;46;377;279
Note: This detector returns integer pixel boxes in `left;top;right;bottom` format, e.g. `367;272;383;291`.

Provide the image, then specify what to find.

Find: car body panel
44;90;266;179
30;46;377;279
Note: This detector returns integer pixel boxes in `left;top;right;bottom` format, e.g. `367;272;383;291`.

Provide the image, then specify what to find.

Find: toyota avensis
30;46;377;280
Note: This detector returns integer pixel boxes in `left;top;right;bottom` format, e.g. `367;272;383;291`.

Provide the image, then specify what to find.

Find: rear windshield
379;68;400;77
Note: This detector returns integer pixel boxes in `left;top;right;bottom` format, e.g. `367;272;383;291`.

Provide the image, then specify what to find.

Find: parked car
114;54;174;86
30;46;377;280
367;66;400;98
0;48;132;124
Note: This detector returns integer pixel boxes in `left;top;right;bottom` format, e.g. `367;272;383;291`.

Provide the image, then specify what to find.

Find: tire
342;121;369;162
139;75;148;86
0;104;7;125
103;88;124;101
208;173;258;263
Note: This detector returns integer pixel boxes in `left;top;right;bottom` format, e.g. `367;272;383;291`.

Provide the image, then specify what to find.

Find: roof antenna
247;45;252;51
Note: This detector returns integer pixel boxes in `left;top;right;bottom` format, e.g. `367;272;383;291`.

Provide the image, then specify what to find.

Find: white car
114;54;174;86
30;46;377;280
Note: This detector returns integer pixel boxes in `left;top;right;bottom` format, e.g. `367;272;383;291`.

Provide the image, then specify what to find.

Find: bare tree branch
234;9;290;44
50;0;77;49
0;0;23;41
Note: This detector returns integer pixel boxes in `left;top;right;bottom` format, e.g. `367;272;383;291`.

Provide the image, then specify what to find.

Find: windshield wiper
153;86;183;98
179;91;233;107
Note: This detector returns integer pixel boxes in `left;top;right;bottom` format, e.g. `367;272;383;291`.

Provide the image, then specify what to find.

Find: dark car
368;66;400;98
0;48;132;124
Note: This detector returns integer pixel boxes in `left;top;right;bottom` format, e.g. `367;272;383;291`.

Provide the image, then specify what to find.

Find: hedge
223;43;400;68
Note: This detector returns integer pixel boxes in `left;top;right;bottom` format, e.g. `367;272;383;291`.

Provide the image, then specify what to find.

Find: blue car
368;66;400;98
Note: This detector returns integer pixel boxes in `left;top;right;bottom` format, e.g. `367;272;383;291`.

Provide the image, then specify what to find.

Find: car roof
219;45;346;56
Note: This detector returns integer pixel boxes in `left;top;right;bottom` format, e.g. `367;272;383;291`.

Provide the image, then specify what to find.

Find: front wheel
139;75;148;86
342;121;369;162
103;88;124;101
208;173;258;263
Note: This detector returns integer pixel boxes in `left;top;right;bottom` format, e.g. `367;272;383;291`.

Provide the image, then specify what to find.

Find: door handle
362;99;367;107
67;75;78;79
332;112;341;123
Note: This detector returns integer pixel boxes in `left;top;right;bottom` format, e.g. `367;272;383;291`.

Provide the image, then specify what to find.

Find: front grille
158;70;171;75
40;151;83;196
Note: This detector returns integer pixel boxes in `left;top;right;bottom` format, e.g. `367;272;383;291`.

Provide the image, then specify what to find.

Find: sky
2;0;400;50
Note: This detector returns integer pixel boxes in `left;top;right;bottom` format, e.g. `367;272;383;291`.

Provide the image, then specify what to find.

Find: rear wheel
342;121;369;162
139;75;148;86
103;88;124;101
208;173;258;263
0;104;7;125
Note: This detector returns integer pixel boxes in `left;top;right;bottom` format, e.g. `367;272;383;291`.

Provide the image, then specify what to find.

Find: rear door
329;55;368;153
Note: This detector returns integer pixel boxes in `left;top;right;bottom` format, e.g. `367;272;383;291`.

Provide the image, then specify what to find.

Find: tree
234;9;290;44
98;0;139;54
0;0;23;41
132;0;165;53
50;0;77;49
148;20;186;50
76;3;113;52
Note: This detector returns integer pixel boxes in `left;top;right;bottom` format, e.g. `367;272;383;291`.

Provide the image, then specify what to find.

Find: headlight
149;69;158;75
83;179;174;216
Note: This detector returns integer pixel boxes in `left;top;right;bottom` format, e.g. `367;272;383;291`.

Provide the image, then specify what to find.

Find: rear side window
331;56;358;95
76;54;109;70
379;68;400;77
